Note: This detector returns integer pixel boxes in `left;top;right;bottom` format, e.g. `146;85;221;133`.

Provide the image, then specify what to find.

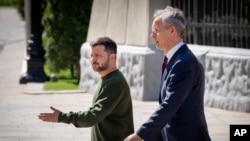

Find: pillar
20;0;49;84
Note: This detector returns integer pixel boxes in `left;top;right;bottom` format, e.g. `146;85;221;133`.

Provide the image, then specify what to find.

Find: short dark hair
90;37;117;54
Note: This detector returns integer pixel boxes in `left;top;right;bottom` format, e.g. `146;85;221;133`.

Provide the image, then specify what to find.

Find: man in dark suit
124;6;211;141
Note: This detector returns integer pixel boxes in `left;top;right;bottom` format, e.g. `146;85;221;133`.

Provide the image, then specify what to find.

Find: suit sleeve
58;82;122;127
137;60;195;139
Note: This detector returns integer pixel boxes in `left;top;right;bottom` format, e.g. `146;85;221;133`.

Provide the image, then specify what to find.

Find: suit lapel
159;44;189;103
164;44;188;79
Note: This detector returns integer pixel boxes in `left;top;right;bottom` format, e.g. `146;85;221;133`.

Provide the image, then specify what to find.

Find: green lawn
44;79;78;90
44;66;79;91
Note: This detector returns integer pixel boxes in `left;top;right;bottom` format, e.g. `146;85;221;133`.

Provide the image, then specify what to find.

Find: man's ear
170;26;175;34
110;53;116;60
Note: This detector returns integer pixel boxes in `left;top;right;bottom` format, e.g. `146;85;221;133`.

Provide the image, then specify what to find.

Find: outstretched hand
38;106;61;122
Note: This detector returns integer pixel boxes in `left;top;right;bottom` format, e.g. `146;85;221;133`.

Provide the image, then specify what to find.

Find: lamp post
19;0;49;84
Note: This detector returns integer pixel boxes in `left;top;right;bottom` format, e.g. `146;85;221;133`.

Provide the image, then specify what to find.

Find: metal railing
172;0;250;49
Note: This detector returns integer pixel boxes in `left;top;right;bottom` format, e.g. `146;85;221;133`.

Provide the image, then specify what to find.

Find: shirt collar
165;41;184;63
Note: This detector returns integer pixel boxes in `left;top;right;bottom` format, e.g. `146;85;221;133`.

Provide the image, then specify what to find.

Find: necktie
162;56;168;75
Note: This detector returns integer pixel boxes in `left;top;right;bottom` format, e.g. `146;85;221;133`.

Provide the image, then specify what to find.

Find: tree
42;0;92;82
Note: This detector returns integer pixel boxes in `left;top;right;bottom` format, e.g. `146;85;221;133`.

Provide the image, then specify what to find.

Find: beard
92;58;109;72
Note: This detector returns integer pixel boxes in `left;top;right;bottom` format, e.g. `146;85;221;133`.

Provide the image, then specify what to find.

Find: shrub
42;0;92;82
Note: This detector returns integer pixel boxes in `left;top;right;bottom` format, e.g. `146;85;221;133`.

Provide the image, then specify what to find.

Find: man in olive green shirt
38;37;134;141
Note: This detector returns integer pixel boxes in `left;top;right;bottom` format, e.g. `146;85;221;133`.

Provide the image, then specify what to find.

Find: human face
151;16;172;52
90;45;110;72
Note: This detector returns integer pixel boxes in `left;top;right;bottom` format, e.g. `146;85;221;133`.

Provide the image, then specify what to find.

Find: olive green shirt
58;70;134;141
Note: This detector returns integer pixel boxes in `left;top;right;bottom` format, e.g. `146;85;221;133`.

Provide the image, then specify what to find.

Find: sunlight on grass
44;79;78;90
44;64;79;91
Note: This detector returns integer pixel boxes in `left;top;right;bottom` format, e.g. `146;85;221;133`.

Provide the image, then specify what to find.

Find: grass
44;78;79;91
43;65;79;91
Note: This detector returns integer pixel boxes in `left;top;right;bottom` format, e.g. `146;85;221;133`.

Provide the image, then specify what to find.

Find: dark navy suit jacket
137;45;211;141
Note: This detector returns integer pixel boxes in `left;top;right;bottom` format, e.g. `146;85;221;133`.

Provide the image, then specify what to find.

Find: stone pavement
0;7;250;141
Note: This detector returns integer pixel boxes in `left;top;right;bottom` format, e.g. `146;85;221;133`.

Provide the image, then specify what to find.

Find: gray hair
154;6;186;38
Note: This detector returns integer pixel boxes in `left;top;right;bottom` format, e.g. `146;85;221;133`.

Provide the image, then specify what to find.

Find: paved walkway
0;7;250;141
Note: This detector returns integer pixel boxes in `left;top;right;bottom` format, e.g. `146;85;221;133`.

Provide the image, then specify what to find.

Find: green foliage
0;0;13;7
42;0;92;81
